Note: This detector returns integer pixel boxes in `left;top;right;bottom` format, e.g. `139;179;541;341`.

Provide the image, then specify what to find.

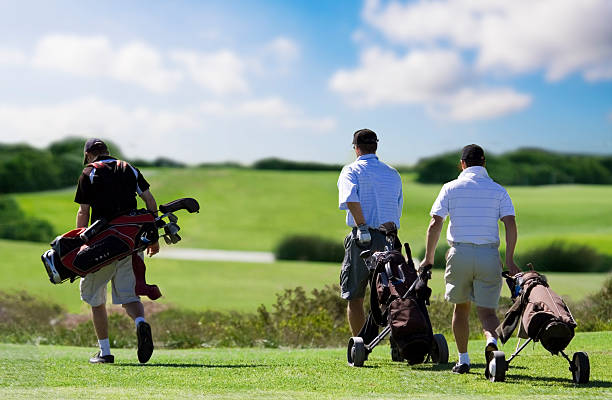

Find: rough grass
0;239;608;314
0;332;610;399
12;168;612;256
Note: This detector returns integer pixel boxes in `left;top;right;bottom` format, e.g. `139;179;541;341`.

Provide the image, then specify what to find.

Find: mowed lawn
13;167;612;255
1;332;611;399
1;239;608;313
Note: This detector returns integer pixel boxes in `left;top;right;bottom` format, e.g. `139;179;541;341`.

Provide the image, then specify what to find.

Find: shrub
572;276;612;332
0;197;54;242
253;158;342;171
275;235;344;262
516;241;610;272
417;243;450;269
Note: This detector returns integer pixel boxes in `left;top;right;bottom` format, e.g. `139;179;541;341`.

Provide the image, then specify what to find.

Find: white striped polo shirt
430;166;514;245
338;154;403;228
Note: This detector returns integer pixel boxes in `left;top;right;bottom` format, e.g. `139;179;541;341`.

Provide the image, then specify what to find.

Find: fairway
0;239;608;313
0;332;610;399
12;168;612;256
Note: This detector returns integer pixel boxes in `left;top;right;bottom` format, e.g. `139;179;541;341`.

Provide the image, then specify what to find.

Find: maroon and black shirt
74;156;150;223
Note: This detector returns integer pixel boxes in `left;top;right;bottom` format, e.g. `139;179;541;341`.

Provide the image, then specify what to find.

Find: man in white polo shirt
338;128;403;335
420;144;520;375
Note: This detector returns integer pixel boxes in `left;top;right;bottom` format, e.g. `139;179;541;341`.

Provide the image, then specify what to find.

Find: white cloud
329;46;529;120
171;49;249;95
443;88;532;121
0;47;27;66
0;96;335;159
32;34;182;92
330;47;467;107
264;37;299;65
363;0;612;82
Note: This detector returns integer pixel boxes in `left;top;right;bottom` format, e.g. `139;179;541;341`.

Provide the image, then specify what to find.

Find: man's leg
347;297;365;336
122;301;144;320
123;301;153;363
476;306;499;341
91;304;109;340
453;302;471;354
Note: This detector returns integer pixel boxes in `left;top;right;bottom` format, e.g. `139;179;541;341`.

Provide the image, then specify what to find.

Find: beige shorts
444;242;503;309
79;253;142;307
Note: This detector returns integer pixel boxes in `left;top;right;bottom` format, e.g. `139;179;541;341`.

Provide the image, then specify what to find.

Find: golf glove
357;224;371;246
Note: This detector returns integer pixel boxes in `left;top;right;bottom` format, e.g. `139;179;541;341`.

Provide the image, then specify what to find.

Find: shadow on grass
117;363;269;368
505;373;612;388
409;362;527;373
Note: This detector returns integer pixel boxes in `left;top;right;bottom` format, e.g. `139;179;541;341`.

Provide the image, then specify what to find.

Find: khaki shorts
80;253;142;307
340;228;387;300
444;242;503;309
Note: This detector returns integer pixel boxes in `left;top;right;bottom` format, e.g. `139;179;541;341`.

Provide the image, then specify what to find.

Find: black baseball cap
461;144;485;161
83;138;108;165
352;129;379;145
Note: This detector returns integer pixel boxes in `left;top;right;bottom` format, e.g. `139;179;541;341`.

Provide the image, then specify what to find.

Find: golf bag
41;197;200;300
358;223;434;365
496;270;576;354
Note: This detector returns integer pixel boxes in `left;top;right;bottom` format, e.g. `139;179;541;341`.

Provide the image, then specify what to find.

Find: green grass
12;168;612;256
0;332;610;399
1;239;608;314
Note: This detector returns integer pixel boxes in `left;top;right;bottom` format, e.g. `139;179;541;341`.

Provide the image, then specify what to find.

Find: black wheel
430;334;449;364
572;352;590;384
488;351;506;382
390;336;404;362
347;337;366;367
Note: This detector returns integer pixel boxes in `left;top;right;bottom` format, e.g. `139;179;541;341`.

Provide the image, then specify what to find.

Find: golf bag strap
495;278;542;343
132;254;162;301
369;263;388;326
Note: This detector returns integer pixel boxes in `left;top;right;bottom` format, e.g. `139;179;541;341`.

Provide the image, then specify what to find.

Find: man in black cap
75;138;159;364
337;129;403;335
420;144;520;375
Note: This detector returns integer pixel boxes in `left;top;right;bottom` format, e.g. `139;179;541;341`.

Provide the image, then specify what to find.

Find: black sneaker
137;321;154;363
451;362;470;374
484;342;498;379
89;351;114;364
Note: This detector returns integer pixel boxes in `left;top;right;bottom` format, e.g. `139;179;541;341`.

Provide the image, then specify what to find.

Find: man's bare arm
420;215;444;267
346;202;366;226
139;189;159;256
76;204;91;228
501;215;520;275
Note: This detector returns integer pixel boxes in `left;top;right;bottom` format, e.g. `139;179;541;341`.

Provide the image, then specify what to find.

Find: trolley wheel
347;337;366;367
571;352;590;384
390;336;404;362
430;333;449;364
488;351;507;382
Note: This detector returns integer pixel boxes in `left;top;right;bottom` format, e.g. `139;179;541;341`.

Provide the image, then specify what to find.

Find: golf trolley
486;271;590;384
346;223;449;367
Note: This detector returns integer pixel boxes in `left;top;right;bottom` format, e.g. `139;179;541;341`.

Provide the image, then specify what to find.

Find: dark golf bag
357;223;434;365
496;271;576;354
41;197;199;300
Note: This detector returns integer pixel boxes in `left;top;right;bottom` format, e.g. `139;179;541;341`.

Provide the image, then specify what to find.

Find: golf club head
360;250;371;259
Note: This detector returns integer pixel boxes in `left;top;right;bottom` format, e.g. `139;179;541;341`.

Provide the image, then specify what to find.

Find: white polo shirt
430;166;514;245
338;154;403;228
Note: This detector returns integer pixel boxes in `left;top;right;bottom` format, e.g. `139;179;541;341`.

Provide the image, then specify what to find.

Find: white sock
487;337;498;347
459;352;470;365
98;338;111;356
134;316;146;328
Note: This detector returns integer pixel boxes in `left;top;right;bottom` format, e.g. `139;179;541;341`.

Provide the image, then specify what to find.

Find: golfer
337;129;403;335
420;144;520;375
75;138;158;364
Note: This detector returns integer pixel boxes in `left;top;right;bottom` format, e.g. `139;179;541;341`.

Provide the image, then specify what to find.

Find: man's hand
418;258;433;274
146;241;160;257
506;259;521;276
357;224;371;246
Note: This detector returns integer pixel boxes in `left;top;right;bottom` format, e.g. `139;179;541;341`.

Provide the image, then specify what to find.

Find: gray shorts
340;228;387;300
79;253;142;307
444;242;503;309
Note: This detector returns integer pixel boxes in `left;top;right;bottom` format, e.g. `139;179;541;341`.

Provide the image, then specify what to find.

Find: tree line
2;139;612;195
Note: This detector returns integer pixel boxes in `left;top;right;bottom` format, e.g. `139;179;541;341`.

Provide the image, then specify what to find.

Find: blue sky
0;0;610;165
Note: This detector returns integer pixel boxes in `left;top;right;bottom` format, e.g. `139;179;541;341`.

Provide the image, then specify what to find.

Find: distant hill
414;148;612;186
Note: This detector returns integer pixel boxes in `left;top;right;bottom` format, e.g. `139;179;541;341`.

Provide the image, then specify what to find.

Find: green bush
0;197;54;242
417;243;450;269
275;235;344;262
516;241;610;272
572;276;612;331
253;157;342;171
